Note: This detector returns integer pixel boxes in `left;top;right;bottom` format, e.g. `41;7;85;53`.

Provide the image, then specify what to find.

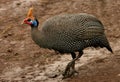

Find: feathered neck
31;26;45;47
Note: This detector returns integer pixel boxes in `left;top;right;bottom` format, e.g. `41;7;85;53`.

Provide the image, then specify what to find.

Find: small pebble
118;74;120;76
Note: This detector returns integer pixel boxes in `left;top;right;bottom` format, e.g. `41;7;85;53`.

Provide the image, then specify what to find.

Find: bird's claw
62;69;78;79
62;61;78;79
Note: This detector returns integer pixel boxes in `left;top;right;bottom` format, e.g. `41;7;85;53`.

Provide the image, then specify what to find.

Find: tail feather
106;45;113;53
99;35;113;53
83;35;113;53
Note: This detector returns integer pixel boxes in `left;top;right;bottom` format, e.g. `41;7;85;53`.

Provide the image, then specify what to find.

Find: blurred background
0;0;120;82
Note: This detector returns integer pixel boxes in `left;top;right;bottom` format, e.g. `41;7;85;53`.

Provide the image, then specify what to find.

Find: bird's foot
62;70;78;79
62;61;78;79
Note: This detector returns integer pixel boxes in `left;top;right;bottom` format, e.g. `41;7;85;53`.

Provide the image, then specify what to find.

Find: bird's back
39;13;112;53
42;13;104;39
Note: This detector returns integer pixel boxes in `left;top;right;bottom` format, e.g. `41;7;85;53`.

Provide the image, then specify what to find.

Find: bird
22;7;113;78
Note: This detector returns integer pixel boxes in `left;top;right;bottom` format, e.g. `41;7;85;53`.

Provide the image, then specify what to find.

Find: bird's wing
41;14;104;41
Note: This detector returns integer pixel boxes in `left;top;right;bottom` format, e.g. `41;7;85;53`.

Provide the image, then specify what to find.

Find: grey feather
31;13;113;53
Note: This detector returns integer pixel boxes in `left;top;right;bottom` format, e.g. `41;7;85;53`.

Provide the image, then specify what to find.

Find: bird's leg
62;52;76;78
63;51;83;79
71;52;78;73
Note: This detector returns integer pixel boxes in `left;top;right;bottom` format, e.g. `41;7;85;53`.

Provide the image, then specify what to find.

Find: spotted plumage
31;13;112;53
23;13;113;78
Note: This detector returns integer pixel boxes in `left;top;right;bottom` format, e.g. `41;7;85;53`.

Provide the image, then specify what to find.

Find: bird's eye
27;19;31;21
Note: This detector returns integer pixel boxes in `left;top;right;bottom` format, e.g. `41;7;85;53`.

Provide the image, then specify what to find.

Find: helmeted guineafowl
22;7;113;78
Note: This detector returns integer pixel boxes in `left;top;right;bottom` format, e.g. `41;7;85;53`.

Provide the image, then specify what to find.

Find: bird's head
22;7;39;27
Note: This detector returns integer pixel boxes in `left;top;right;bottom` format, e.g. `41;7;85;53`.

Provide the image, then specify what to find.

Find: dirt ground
0;0;120;82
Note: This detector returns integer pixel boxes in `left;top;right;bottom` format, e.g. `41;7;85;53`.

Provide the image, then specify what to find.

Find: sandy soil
0;0;120;82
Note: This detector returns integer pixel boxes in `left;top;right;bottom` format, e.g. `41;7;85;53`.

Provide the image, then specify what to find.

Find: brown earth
0;0;120;82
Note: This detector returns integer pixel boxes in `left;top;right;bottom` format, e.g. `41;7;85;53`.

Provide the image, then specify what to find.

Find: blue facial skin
30;20;38;27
